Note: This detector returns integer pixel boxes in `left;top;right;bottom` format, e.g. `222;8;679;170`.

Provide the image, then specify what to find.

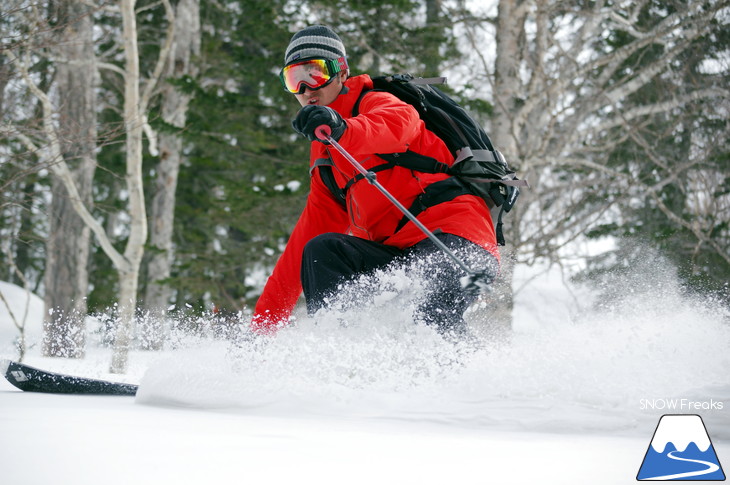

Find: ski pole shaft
314;125;476;278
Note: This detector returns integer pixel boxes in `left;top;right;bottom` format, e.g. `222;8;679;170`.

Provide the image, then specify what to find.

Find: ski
1;359;138;396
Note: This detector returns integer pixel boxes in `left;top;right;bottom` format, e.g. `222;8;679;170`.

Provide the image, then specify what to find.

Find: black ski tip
3;360;138;396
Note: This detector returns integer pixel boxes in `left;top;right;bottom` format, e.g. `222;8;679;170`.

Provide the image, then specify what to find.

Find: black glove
291;105;346;143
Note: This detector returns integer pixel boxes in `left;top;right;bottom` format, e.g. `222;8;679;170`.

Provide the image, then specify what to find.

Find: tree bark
488;0;529;334
8;0;174;372
42;0;97;358
109;0;149;374
141;0;200;350
484;0;728;331
423;0;443;75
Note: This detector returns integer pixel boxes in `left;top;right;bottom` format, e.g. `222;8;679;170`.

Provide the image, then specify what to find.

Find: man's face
295;71;347;107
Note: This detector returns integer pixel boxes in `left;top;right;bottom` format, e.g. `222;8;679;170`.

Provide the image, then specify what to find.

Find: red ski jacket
252;74;498;331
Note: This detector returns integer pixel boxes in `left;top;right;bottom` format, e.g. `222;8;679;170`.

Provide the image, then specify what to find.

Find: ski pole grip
315;125;332;141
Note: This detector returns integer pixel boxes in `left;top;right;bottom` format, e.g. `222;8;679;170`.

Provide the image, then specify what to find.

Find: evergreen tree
164;0;307;313
579;0;730;300
165;0;455;315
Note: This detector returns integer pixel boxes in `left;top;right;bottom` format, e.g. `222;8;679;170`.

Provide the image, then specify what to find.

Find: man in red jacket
252;25;498;335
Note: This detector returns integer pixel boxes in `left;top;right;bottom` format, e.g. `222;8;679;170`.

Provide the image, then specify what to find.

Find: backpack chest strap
342;160;397;193
397;177;508;246
333;150;451;200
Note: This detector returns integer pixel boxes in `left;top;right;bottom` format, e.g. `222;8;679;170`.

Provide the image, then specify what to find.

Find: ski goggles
279;57;349;94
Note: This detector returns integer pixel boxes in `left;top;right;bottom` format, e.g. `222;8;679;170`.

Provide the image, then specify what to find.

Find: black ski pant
300;232;496;334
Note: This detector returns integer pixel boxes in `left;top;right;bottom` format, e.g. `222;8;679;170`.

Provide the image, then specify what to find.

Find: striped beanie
284;25;347;66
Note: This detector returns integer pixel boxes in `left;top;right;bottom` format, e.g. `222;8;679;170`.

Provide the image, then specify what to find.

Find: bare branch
77;0;119;14
0;237;32;361
137;0;175;157
139;0;175;114
648;189;730;267
8;49;130;273
576;88;730;148
98;61;126;77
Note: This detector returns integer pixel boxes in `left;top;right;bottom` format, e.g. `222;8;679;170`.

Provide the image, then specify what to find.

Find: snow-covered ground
1;259;728;484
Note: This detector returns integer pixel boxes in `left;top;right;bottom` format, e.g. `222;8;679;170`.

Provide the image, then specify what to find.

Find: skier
252;25;499;335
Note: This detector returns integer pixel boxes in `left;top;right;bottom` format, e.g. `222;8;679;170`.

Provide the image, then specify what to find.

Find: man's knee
302;232;346;263
301;234;350;314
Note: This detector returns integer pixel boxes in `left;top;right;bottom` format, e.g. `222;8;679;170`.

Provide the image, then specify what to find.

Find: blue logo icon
637;414;725;481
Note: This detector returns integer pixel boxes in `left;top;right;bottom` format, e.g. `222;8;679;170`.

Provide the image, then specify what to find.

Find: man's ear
337;71;350;95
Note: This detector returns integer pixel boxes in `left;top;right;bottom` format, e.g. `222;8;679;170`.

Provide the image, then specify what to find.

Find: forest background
1;0;728;373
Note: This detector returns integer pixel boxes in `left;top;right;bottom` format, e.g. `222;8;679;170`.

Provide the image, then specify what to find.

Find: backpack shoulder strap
395;177;509;246
311;157;346;208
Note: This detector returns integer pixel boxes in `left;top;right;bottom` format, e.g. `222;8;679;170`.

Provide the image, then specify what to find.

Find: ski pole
314;125;493;292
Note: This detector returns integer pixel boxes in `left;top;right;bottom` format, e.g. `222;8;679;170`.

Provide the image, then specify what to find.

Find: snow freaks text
640;399;724;411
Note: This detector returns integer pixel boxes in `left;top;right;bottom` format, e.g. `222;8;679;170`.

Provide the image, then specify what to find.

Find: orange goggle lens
279;57;348;94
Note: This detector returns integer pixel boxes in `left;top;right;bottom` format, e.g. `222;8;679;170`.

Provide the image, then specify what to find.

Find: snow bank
2;254;728;485
136;259;730;440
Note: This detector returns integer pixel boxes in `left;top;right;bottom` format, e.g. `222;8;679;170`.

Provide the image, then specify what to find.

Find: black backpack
316;74;528;246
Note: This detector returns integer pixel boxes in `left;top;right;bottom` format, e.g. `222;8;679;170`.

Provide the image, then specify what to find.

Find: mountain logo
637;414;726;481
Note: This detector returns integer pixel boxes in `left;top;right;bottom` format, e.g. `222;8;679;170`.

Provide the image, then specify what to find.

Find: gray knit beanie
284;25;347;66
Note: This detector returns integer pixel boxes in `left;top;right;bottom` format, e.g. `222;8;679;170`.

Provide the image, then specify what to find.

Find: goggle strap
330;57;348;73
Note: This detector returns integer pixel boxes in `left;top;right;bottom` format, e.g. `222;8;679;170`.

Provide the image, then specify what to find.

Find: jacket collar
329;74;373;118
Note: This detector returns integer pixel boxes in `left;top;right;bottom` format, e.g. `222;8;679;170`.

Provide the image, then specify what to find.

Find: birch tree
1;1;96;356
108;0;178;372
456;0;729;322
141;0;200;350
2;0;176;372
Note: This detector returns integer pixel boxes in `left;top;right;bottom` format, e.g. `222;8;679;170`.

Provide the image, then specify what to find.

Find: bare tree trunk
488;0;529;333
483;0;728;332
6;0;175;373
42;0;97;358
423;0;443;75
109;0;149;373
141;0;200;350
